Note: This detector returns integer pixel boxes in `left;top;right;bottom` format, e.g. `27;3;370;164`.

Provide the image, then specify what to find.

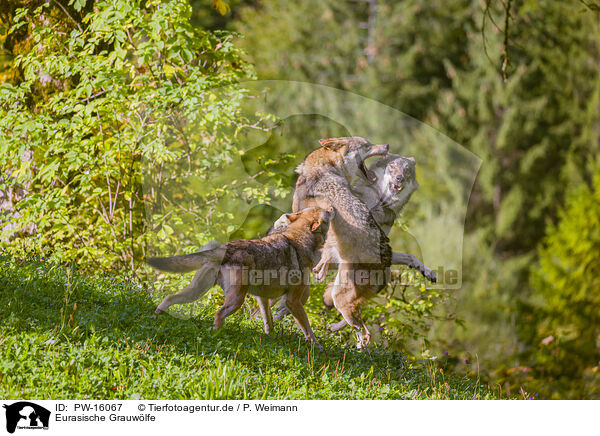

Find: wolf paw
422;266;437;283
312;341;325;351
312;261;330;282
273;306;290;321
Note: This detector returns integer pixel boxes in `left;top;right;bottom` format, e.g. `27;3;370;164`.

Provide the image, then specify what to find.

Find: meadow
0;255;504;400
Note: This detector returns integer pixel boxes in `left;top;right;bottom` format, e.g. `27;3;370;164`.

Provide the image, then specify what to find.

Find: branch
51;0;83;33
501;0;513;82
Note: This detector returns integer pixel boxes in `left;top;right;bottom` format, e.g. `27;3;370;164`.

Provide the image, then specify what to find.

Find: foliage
528;171;600;399
233;0;600;398
0;255;503;399
431;0;600;397
437;0;600;254
0;0;274;272
236;0;473;121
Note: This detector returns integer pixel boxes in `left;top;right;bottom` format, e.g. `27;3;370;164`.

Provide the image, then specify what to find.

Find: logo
3;402;50;434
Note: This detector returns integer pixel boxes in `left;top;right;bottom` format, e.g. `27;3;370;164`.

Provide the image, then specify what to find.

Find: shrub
530;171;600;398
0;0;274;272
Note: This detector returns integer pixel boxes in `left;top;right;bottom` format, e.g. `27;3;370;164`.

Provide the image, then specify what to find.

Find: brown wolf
291;136;392;348
147;206;334;348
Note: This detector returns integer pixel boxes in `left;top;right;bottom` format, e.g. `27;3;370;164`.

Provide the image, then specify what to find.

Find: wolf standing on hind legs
313;153;437;283
292;136;392;348
317;153;437;330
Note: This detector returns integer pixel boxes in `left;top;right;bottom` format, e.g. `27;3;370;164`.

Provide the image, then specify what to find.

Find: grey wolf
271;150;437;336
147;206;334;348
352;153;419;235
318;153;437;333
328;153;437;281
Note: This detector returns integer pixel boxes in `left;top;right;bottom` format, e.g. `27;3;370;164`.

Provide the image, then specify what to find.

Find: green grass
0;255;504;399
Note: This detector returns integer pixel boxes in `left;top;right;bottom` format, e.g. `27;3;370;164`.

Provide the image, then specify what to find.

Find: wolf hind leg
331;281;370;348
272;296;289;321
155;265;217;314
274;284;310;321
321;281;348;331
213;284;247;330
256;296;274;334
322;281;335;308
337;304;370;348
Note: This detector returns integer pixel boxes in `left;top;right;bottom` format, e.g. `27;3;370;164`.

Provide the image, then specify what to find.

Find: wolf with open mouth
290;137;394;347
263;138;437;346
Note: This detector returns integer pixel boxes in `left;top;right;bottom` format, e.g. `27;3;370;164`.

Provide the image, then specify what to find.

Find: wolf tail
146;241;224;273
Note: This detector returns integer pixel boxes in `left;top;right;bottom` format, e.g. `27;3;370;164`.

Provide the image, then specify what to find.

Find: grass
0;255;505;399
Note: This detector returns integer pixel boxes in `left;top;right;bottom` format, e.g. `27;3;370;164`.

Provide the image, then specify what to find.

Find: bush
530;171;600;398
0;0;273;272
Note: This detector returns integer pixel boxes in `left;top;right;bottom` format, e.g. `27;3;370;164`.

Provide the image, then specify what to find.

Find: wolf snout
373;143;389;155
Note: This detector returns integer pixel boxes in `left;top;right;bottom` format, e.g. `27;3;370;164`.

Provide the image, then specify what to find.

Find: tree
530;170;600;398
0;0;270;272
431;0;600;396
236;0;473;121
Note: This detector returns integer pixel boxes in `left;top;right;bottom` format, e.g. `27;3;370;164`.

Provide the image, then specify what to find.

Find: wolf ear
285;211;302;223
407;157;416;163
312;207;334;232
319;137;349;151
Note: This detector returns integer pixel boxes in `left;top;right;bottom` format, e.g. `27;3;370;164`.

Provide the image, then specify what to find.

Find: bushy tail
146;241;224;273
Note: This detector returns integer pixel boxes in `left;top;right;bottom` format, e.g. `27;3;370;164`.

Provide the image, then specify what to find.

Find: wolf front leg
312;252;332;282
213;283;248;330
285;285;323;349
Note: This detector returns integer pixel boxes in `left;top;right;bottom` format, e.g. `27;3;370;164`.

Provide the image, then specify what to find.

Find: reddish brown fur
149;207;333;348
293;137;391;348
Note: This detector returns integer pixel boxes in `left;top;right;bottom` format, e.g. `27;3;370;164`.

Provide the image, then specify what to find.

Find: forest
1;0;599;400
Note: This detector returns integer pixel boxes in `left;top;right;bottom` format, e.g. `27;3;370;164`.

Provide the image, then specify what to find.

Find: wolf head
377;154;418;211
269;206;334;246
285;206;334;237
317;136;389;183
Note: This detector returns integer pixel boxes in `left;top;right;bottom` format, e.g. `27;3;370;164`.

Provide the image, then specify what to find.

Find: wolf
315;153;437;283
317;153;437;333
147;206;334;348
290;136;393;347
